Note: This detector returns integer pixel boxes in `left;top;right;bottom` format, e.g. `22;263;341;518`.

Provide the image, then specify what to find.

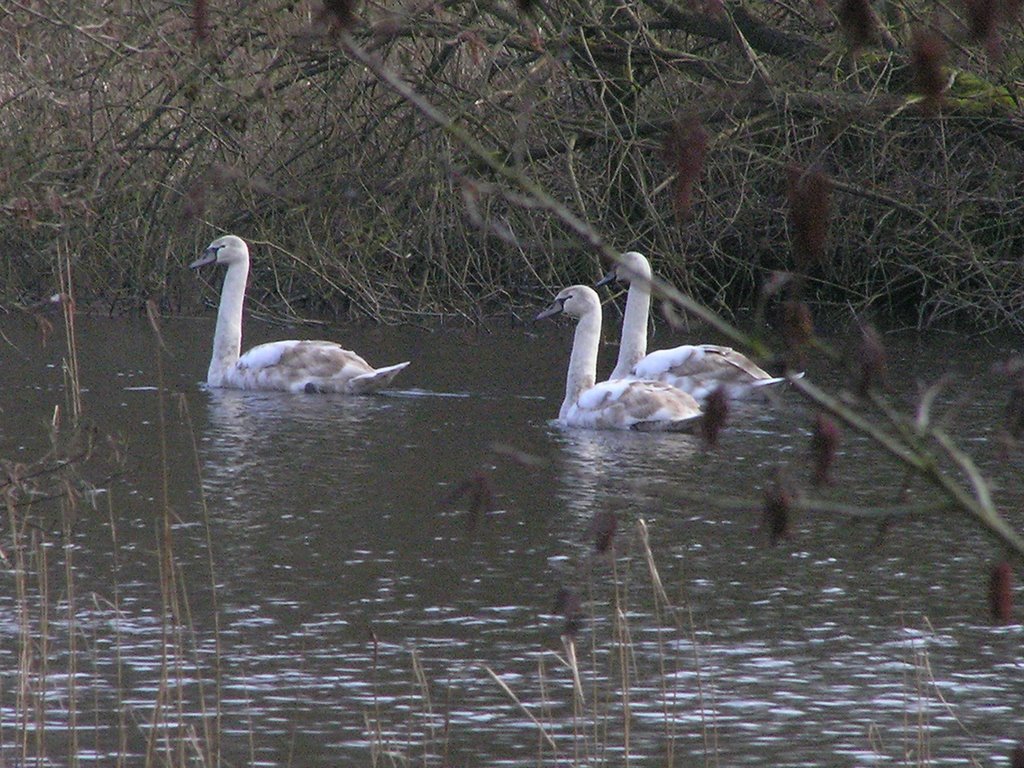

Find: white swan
597;251;793;401
537;285;703;431
190;235;409;393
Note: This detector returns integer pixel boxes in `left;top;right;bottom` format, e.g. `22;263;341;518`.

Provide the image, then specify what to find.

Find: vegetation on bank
0;0;1022;328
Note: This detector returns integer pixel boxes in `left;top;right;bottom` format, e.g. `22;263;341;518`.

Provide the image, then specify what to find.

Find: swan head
536;285;601;321
595;251;652;288
190;234;249;270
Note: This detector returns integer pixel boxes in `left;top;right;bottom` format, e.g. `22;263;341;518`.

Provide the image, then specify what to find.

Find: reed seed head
911;29;948;114
761;270;795;301
1012;742;1024;768
440;470;494;531
588;510;617;554
810;413;840;487
762;479;793;545
780;298;814;371
701;386;729;447
553;587;582;638
998;359;1024;441
182;183;206;223
663;115;707;220
963;0;1000;50
855;323;888;396
989;561;1014;624
319;0;358;31
781;299;814;350
787;164;832;273
838;0;878;50
193;0;208;43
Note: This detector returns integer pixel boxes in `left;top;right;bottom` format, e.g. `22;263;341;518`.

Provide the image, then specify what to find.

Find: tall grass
355;510;1010;767
0;298;227;766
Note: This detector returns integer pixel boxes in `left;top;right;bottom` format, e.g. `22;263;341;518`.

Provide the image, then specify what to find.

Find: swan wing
634;344;786;400
228;340;407;393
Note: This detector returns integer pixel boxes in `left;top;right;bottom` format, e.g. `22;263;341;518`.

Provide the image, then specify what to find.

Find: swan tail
347;361;410;394
749;376;787;389
749;370;806;389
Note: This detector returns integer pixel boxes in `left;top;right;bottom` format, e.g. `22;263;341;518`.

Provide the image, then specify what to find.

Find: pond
0;311;1022;766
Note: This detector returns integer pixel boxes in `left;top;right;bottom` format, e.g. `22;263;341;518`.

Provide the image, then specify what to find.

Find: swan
597;251;793;401
189;235;409;393
537;285;703;431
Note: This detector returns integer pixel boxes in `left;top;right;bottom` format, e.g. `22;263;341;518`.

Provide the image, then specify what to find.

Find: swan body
597;251;793;400
537;285;703;431
190;235;409;393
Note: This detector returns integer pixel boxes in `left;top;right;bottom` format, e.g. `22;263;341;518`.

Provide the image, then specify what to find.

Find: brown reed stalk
104;495;129;768
63;506;79;768
57;236;82;425
637;519;717;765
174;391;224;765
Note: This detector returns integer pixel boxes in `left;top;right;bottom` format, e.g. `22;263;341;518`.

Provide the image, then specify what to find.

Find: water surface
0;314;1021;766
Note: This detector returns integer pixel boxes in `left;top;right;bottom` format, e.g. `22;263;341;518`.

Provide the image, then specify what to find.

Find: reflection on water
553;426;701;521
0;316;1022;766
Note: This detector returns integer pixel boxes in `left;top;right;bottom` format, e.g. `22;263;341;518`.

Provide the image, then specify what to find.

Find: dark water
0;313;1022;766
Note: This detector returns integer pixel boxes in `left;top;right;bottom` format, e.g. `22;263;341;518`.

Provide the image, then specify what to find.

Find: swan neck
561;307;600;419
613;277;651;378
208;259;247;384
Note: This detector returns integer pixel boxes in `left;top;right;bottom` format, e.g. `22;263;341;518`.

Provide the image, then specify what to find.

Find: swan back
566;378;702;431
223;340;409;393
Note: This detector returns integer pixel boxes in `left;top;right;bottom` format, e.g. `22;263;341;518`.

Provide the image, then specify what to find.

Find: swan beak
594;268;618;288
189;247;219;270
536;300;565;321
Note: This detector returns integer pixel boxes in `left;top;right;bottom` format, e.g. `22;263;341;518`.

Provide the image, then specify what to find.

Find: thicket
0;0;1022;327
